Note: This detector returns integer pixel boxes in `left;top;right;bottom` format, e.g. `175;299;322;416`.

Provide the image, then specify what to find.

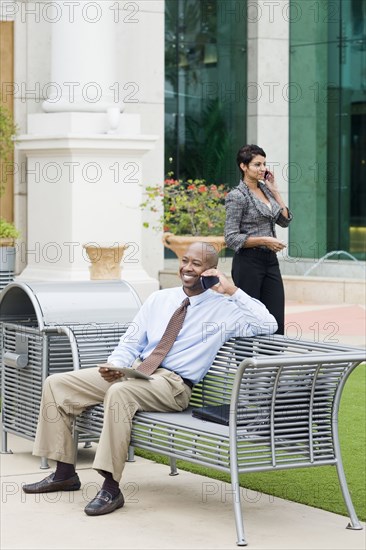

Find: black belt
182;377;193;389
241;247;274;254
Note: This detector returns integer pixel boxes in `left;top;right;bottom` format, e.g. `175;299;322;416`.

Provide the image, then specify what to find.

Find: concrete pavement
285;301;365;348
1;300;365;550
2;430;366;550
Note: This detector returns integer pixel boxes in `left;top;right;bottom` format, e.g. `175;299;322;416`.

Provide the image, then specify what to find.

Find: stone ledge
159;261;365;306
283;275;365;305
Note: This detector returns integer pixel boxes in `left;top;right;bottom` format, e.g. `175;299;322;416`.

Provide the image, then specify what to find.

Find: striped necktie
137;297;191;376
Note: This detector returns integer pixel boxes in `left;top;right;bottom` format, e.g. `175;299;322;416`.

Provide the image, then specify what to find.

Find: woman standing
224;144;293;334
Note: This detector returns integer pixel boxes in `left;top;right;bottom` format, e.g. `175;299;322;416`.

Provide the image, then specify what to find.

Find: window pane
289;0;366;260
165;0;247;184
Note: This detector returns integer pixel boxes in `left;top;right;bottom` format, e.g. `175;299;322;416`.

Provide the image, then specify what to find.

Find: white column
43;0;118;112
14;0;164;302
246;0;290;244
15;134;160;302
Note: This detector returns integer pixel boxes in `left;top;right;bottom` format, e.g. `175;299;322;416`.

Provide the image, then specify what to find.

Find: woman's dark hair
237;144;266;177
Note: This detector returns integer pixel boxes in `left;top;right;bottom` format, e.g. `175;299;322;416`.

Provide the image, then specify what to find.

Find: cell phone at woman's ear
264;170;270;180
200;275;220;290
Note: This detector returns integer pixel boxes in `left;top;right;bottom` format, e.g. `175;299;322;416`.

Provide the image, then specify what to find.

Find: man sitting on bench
22;242;277;516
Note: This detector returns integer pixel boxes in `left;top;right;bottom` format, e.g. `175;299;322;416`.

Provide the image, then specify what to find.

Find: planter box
0;246;15;291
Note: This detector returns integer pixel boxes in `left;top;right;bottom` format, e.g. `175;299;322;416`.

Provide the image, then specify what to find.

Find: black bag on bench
191;403;270;429
192;404;230;425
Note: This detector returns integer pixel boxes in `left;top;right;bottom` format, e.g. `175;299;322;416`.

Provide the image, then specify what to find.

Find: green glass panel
165;0;247;185
289;0;366;260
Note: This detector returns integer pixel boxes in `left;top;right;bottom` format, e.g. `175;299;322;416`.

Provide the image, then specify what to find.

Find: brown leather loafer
84;490;124;516
22;473;81;494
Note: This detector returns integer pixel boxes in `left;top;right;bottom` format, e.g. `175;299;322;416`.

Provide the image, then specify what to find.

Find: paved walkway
285;302;365;348
1;301;365;550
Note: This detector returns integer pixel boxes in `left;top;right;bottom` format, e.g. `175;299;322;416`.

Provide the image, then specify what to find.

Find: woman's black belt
241;247;275;254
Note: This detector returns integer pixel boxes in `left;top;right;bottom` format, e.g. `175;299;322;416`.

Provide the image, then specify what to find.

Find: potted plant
0;217;20;247
141;175;229;260
0;217;20;282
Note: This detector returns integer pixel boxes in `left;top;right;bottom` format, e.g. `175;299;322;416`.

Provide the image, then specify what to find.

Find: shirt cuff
231;288;251;302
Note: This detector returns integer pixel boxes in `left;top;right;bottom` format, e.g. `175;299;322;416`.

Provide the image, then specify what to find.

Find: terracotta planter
0;238;14;247
162;233;226;261
83;243;128;280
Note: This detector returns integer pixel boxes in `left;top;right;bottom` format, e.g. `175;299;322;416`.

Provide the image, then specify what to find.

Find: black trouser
231;248;285;335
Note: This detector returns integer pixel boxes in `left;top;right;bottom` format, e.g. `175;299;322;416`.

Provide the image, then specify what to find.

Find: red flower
141;175;229;236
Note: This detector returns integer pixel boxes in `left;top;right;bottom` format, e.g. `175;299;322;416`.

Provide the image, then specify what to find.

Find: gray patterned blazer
224;180;293;252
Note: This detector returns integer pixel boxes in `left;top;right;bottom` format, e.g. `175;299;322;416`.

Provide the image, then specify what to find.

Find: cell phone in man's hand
200;275;220;290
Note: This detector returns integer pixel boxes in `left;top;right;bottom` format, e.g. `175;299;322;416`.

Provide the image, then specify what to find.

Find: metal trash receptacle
0;280;141;455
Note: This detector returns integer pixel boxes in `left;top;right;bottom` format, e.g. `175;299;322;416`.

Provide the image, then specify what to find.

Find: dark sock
54;461;76;481
100;470;120;498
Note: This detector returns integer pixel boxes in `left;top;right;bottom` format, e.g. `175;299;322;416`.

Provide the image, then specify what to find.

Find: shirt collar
179;287;213;307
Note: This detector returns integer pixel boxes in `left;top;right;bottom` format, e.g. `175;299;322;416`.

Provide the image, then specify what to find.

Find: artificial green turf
136;363;366;520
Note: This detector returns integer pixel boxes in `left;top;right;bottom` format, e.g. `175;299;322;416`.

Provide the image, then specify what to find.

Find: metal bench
74;335;365;546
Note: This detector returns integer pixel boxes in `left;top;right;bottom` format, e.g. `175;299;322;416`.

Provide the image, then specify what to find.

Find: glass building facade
289;0;366;260
165;0;247;184
165;0;366;261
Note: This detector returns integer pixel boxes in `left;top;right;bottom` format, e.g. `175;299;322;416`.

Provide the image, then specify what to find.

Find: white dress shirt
108;286;277;384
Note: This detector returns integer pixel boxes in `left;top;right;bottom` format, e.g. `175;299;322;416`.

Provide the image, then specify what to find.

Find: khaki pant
33;367;192;482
